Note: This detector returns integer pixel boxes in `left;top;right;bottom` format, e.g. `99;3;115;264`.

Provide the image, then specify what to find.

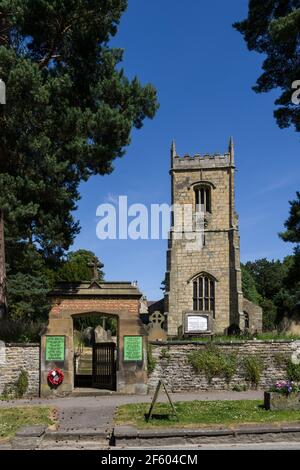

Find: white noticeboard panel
187;315;208;332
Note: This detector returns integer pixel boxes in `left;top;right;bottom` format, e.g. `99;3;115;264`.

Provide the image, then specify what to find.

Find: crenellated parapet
170;138;235;170
172;152;232;170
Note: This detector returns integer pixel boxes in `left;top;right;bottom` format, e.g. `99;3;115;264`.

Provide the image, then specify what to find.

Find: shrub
242;356;263;387
15;370;29;398
160;348;171;360
1;370;29;400
0;319;45;343
286;360;300;382
188;345;237;384
1;384;15;400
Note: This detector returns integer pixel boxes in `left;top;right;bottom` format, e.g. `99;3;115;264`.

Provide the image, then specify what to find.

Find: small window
193;274;215;317
195;186;211;213
244;312;250;329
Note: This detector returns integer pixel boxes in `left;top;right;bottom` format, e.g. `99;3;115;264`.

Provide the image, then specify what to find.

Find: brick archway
40;282;148;396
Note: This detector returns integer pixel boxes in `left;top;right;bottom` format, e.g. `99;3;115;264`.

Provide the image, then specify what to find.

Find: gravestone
95;325;111;343
147;311;167;342
82;327;95;346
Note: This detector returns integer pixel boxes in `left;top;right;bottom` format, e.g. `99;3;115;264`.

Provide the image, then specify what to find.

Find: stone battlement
172;152;232;170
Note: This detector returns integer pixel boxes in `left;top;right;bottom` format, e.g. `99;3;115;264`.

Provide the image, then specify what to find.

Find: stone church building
164;139;262;337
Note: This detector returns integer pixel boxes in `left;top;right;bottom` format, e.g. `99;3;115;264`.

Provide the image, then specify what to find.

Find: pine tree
0;0;158;264
234;1;300;132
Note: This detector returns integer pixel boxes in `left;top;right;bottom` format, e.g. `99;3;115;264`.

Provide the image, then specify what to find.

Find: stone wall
0;343;40;397
148;341;300;392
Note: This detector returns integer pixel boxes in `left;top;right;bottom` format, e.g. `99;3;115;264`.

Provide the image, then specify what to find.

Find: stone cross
149;311;164;325
87;256;103;282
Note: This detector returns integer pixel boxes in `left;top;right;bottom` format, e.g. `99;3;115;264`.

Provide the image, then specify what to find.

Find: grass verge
115;400;300;429
0;407;54;440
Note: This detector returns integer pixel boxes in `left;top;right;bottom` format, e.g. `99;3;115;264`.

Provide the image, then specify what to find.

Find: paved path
0;391;263;433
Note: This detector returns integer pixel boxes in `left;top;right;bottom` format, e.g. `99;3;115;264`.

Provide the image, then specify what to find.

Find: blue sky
72;0;300;300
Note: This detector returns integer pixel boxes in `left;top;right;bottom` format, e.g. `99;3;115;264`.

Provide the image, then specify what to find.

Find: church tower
164;139;246;336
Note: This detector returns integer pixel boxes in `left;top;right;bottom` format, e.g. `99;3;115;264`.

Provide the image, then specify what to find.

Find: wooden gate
92;342;116;391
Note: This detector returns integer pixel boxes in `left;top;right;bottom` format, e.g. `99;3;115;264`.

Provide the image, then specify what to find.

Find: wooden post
147;380;178;422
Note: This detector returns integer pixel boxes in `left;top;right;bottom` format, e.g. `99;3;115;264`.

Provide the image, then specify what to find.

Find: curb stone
112;423;300;446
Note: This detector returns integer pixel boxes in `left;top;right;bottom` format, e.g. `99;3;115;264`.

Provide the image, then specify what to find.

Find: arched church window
193;274;215;316
195;186;211;213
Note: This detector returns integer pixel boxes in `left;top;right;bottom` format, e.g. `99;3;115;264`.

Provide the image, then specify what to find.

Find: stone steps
71;387;113;397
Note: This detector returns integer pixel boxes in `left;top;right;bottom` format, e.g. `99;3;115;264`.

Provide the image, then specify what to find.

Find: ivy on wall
187;345;266;387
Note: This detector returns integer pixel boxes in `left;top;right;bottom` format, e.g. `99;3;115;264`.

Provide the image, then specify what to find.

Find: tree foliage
0;1;158;321
279;193;300;315
241;264;262;305
7;272;51;321
234;0;300;131
242;257;297;331
0;0;158;263
280;192;300;243
55;249;104;282
244;258;288;299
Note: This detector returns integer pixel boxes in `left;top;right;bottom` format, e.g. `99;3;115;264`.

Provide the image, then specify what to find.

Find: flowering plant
270;380;299;395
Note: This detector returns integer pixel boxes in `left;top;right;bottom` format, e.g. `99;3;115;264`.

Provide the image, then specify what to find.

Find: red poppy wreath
47;368;64;386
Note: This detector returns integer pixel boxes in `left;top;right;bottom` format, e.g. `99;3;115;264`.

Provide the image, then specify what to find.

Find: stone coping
50;280;142;298
51;291;142;298
150;339;298;346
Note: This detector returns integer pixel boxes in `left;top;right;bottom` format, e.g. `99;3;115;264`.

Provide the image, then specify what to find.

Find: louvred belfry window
195;186;211;213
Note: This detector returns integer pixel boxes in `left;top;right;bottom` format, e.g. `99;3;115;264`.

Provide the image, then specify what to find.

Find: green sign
124;336;143;361
46;336;65;362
